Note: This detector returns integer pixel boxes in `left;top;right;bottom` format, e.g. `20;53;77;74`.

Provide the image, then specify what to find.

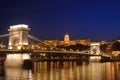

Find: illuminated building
112;51;120;56
74;39;90;46
0;44;6;49
64;33;70;46
44;40;59;47
111;39;120;56
8;24;30;49
58;41;64;46
44;33;91;46
69;41;76;45
100;40;107;45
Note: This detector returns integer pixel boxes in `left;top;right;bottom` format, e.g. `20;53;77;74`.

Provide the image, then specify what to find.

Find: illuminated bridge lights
8;24;30;50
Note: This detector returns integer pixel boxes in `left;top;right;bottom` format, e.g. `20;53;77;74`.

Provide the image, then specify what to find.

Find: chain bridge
0;24;111;67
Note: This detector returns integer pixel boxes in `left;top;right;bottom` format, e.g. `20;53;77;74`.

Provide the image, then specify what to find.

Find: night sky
0;0;120;41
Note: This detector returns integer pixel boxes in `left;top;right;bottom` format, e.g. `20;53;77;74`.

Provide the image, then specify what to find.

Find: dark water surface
1;62;120;80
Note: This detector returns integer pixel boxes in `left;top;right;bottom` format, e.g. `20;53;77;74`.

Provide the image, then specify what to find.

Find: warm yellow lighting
17;46;21;50
89;56;101;62
64;33;70;45
8;46;12;49
40;53;46;56
90;42;101;54
23;54;30;59
90;56;101;59
10;24;28;29
64;34;70;41
8;24;30;50
91;43;100;46
23;42;28;45
5;54;23;67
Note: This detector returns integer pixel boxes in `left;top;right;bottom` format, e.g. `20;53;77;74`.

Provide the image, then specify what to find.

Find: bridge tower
89;42;101;62
5;24;31;67
90;42;101;55
8;24;30;49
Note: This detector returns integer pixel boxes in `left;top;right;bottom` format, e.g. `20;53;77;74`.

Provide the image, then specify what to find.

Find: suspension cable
0;33;10;38
28;34;62;51
0;33;18;38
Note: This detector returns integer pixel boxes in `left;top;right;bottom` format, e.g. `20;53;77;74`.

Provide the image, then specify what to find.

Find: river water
1;62;120;80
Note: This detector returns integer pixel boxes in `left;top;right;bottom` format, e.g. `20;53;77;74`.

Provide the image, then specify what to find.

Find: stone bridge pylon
90;42;101;55
5;24;31;67
8;24;30;50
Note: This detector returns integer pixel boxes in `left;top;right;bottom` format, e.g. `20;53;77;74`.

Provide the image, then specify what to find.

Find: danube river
1;62;120;80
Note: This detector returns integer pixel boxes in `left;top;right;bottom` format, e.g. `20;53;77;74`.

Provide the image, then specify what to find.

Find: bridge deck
0;49;109;57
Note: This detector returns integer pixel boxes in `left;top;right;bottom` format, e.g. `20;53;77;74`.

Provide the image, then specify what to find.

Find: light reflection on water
1;62;120;80
4;67;32;80
32;62;120;80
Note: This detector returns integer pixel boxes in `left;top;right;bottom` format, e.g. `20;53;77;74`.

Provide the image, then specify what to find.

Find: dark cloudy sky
0;0;120;41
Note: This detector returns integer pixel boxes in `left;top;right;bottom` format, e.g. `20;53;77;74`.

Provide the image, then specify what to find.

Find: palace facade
44;33;91;47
